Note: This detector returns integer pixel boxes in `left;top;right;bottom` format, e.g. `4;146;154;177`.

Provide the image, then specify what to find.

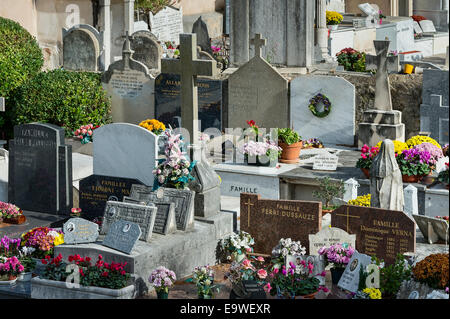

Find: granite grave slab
102;220;141;255
63;218;99;244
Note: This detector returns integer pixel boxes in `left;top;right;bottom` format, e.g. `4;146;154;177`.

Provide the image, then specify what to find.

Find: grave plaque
63;218;99;244
149;6;183;44
101;201;157;242
337;251;372;293
331;205;416;264
8;123;72;215
313;152;339;171
286;254;326;285
123;196;177;235
419;20;437;33
129;185;195;231
155;73;222;131
240;193;322;255
309;227;356;256
413;21;423;34
79;175;144;220
102;220;141;254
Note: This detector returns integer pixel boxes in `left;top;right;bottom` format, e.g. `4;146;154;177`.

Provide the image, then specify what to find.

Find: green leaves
312;177;344;209
277;128;301;145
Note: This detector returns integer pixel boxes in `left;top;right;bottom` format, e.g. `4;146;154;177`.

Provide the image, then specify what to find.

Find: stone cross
250;33;266;58
366;40;399;111
161;33;218;155
121;32;134;70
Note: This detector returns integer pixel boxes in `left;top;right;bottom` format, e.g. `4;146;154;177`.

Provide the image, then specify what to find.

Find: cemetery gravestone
102;220;141;254
123;196;177;235
337;251;372;293
155;73;222;131
192;17;212;55
149;6;183;45
79;174;144;220
8;123;72;215
101;201;157;242
129;185;195;231
309;227;356;256
125;30;162;70
93;123;157;187
63;24;101;71
240;193;322;255
63;218;99;244
102;33;156;124
331;205;416;264
313;152;339;171
412;215;449;244
403;185;418;216
419;20;437;33
290;76;355;146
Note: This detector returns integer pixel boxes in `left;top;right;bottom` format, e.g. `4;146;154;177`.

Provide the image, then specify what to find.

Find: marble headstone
309;227;356;256
63;218;99;244
413;21;423;34
403;185;418;216
337;251;372;293
102;220;141;254
290;76;355;145
125;30;162;70
93;123;157;187
129;185;195;231
63;24;101;71
419;20;437;33
149;6;183;44
8;123;72;215
101;201;157;242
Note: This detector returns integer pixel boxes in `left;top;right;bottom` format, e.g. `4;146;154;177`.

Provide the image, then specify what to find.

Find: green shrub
0;17;43;133
336;48;367;72
12;69;112;135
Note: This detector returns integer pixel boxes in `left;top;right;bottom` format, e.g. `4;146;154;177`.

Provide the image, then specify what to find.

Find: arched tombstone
192;16;212;55
63;24;102;71
123;30;162;70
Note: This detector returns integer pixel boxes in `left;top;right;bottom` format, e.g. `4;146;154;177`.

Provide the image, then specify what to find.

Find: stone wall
339;73;423;140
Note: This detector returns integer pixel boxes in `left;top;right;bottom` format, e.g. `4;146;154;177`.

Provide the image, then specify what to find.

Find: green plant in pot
277;128;302;164
312;177;344;213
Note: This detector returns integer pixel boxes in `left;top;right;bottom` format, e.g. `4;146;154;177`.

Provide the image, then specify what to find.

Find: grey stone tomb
412;214;449;244
358;40;405;147
125;30;162;70
129;185;195;231
192;17;212;55
63;218;99;244
101;201;157;242
337;251;372;293
102;220;142;255
63;24;101;71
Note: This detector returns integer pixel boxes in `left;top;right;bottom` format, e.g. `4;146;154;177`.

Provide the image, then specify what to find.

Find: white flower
281;248;288;257
285;238;292;246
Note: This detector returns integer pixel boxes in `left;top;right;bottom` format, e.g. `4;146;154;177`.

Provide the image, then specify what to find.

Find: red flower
85;257;91;262
68;256;74;262
246;120;256;127
102;271;109;277
98;254;103;260
41;259;47;264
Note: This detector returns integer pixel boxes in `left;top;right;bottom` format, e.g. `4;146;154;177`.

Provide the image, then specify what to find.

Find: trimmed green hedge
12;69;112;135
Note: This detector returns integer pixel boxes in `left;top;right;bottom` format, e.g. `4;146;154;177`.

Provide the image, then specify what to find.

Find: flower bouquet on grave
271;238;306;270
397;148;432;183
17;246;36;281
70;207;82;218
218;231;255;263
353;288;382;299
20;227;64;260
187;265;219;299
0;256;24;283
163;41;180;59
225;256;268;298
240;140;281;167
139;119;166;136
356;144;379;178
326;11;343;31
0;201;26;224
412;253;449;291
152;129;196;190
149;266;177;299
211;45;229;70
302;138;324;149
318;243;355;285
348;194;371;207
73;124;99;144
0;235;22;258
277;128;302;164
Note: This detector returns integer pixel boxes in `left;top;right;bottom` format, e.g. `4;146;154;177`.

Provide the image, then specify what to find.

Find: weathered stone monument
358;40;405;147
125;30;162;70
192;17;212;55
63;24;102;71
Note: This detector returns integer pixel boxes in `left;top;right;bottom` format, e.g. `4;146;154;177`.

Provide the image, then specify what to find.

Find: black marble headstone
79;174;144;220
155;73;222;131
8;123;72;215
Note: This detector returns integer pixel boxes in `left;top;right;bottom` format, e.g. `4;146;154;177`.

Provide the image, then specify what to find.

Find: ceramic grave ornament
102;220;142;254
63;218;99;244
369;139;404;211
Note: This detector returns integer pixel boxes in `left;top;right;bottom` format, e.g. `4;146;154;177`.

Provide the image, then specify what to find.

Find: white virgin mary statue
370;139;404;211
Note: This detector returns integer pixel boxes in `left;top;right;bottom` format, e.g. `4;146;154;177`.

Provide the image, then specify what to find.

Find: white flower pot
17;272;33;282
328;25;339;31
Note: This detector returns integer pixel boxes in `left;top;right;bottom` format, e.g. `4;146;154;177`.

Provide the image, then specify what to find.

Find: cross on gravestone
121;32;135;70
420;94;449;145
250;33;266;58
366;40;400;111
161;33;218;156
243;197;254;228
334;206;360;233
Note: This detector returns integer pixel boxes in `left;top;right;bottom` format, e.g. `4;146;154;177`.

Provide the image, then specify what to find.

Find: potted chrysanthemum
149;266;177;299
326;11;343;31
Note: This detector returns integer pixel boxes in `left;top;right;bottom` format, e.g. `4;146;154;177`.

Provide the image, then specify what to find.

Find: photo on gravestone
129;185;195;231
102;220;142;255
8;123;72;215
337;251;372;293
63;217;99;245
331;205;416;265
240;193;322;255
79;175;144;220
155;73;222;131
285;254;326;286
101;201;157;242
123;196;176;235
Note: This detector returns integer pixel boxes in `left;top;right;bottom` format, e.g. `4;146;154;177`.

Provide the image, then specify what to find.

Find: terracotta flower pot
361;168;370;179
279;141;302;164
402;175;423;183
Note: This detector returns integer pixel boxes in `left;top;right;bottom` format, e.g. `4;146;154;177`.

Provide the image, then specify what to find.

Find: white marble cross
161;33;218;157
250;33;267;58
366;40;399;111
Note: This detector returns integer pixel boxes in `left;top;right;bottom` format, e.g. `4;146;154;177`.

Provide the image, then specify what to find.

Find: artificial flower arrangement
0;256;24;281
336;47;367;72
187;265;219;299
326;11;343;25
219;231;255;262
139;119;166;135
271;238;306;269
149;266;177;299
152;129;196;190
21;227;64;259
0;201;25;224
211;45;229;70
18;246;36;274
435;216;449;224
225;256;268;297
163;41;180;58
303;138;324;149
70;207;82;218
41;254;130;289
348;194;371;207
73;124;99;144
318;243;355;284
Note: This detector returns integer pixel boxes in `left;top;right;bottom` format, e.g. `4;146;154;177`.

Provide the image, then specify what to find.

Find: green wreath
308;93;332;118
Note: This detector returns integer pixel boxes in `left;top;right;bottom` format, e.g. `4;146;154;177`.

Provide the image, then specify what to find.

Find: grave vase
156;290;169;299
328;24;339;31
361;168;370;179
330;267;345;285
244;155;277;167
17;272;33;282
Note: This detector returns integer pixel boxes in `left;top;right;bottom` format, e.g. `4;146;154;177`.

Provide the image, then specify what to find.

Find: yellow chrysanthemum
139;119;166;133
363;288;382;299
348;194;371;207
406;135;441;149
53;233;64;246
326;11;343;25
375;140;409;154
